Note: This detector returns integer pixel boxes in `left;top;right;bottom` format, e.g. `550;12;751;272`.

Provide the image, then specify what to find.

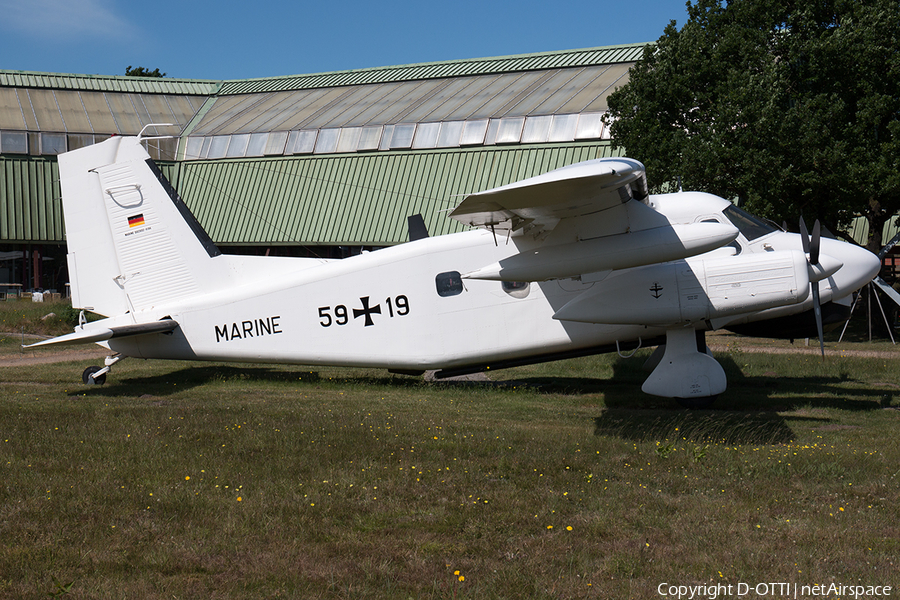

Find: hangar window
495;117;525;144
0;130;28;154
336;127;361;153
521;116;553;144
390;123;416;149
67;133;95;151
437;121;464;147
549;114;579;142
412;122;440;149
264;131;288;155
575;113;605;140
357;126;382;151
435;271;463;297
184;137;204;159
379;125;394;151
40;132;67;155
287;130;317;154
460;120;488;146
314;128;340;153
226;133;250;157
246;132;268;157
207;135;230;159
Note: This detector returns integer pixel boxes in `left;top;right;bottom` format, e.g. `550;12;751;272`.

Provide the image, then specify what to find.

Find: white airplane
27;129;881;406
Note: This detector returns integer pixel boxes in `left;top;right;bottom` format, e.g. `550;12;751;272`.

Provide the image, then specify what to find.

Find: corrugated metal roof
0;88;208;135
218;44;648;95
0;70;220;96
0;45;645;99
177;142;621;245
0;156;62;242
190;65;630;136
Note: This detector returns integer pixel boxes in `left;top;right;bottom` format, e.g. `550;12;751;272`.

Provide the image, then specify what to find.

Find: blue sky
0;0;691;80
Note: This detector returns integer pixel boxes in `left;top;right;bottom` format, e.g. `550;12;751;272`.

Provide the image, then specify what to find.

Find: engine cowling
553;250;811;327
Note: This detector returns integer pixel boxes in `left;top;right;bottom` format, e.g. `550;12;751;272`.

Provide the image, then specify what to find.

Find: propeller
800;217;825;358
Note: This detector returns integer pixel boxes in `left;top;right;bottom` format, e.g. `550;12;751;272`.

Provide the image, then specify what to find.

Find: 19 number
385;295;409;317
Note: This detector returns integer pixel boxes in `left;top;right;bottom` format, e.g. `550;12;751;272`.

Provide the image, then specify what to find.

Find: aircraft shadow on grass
79;355;889;446
480;354;888;444
79;364;445;399
81;365;325;398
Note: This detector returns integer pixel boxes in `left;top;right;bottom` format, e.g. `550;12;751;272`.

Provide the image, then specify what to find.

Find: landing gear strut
81;354;124;385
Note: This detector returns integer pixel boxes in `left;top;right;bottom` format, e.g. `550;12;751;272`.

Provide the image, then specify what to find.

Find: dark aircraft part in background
725;302;850;340
407;214;429;241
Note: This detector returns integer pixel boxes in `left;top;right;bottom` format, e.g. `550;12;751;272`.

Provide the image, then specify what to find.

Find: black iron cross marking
650;283;663;298
353;296;381;327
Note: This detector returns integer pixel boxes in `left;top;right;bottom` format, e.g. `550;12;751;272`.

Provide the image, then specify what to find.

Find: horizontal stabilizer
24;320;179;349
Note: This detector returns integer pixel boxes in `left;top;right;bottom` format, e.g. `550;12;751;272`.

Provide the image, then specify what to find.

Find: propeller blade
811;281;825;358
800;216;825;357
810;219;821;265
799;217;810;255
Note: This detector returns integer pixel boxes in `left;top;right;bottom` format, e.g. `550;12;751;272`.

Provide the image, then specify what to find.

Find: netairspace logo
657;582;893;599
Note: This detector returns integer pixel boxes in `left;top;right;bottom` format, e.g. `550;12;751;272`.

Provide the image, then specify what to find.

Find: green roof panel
217;44;648;95
177;143;622;246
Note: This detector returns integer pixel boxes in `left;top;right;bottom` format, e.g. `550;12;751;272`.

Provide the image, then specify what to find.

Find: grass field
1;299;899;598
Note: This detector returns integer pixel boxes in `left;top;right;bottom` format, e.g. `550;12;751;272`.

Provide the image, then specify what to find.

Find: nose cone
819;237;881;299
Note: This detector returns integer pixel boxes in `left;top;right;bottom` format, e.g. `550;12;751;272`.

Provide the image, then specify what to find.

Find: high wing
450;158;738;282
449;158;648;236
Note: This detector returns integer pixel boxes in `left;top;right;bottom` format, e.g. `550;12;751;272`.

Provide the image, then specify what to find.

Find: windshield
723;205;778;241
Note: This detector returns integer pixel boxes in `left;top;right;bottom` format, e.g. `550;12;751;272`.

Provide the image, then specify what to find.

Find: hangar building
0;44;645;295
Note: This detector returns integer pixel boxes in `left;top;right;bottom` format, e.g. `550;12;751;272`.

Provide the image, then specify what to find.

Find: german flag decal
128;214;145;228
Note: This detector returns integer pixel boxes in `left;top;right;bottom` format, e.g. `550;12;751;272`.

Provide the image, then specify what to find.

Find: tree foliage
606;0;900;251
125;65;167;78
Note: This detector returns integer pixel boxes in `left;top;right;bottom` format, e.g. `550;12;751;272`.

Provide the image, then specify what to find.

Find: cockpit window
722;205;778;241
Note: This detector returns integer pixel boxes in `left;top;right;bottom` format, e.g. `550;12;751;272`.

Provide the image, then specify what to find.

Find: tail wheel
82;366;107;385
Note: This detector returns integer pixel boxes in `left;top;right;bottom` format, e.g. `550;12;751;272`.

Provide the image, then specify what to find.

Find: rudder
61;135;221;316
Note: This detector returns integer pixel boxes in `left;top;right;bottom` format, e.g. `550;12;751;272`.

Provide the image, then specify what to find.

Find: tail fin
60;135;221;316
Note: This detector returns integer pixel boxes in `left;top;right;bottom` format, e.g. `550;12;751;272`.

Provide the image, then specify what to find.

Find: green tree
606;0;900;252
125;65;167;78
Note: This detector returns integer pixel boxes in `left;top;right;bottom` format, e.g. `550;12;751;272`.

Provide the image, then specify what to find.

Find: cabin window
501;280;530;299
435;271;463;297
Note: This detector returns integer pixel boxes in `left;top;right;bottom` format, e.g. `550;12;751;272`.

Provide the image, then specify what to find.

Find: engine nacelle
553;250;811;327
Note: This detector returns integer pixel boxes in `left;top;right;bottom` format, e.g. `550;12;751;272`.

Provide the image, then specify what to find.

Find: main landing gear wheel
82;366;106;385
